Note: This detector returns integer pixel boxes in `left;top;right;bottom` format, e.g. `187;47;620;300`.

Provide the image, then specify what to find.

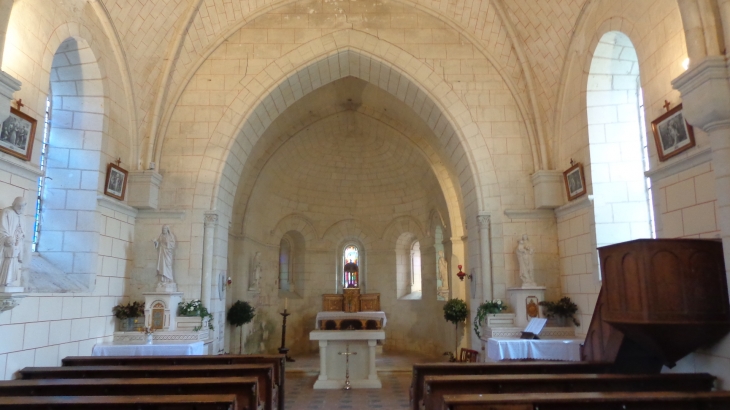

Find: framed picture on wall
563;162;586;201
651;103;695;162
0;107;37;161
104;162;128;200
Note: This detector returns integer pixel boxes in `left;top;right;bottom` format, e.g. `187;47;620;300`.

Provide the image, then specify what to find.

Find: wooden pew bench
422;373;716;410
0;377;259;410
19;364;275;410
410;361;612;410
0;394;238;409
441;391;730;410
61;354;285;410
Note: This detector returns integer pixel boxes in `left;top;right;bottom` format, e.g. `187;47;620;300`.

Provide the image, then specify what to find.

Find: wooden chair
459;348;479;363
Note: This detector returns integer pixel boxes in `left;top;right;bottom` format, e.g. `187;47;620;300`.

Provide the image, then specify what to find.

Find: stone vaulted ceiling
100;0;589;166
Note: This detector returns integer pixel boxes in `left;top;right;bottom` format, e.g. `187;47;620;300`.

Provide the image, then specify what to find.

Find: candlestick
279;309;295;362
285;297;288;310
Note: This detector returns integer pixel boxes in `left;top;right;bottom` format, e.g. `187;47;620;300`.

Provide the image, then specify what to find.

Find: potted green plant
228;300;256;354
178;299;214;331
539;297;580;326
443;298;468;361
112;301;145;332
473;299;508;338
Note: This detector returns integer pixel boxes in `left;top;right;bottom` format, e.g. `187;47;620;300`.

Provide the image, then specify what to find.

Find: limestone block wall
0;1;135;379
555;0;689;337
554;0;730;389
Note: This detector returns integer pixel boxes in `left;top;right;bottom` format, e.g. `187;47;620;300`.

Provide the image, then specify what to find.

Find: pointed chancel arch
189;31;501;239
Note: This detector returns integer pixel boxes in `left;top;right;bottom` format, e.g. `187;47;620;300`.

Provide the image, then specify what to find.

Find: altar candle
285;297;288;310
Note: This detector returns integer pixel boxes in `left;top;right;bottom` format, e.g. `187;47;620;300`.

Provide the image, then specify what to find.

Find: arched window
36;37;103;277
343;245;359;288
279;238;291;291
587;31;654;267
396;233;422;300
410;241;422;293
586;31;654;247
434;224;447;300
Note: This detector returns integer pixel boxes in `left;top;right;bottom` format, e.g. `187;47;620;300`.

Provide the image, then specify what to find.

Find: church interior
2;0;730;407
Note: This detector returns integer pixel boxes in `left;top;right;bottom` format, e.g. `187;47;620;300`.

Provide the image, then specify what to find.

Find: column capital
204;212;219;225
477;213;491;228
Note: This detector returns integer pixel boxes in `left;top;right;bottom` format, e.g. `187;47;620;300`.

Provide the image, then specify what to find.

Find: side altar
310;288;386;389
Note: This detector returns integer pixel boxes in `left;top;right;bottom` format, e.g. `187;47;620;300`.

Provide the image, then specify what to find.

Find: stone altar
310;330;385;389
112;292;211;348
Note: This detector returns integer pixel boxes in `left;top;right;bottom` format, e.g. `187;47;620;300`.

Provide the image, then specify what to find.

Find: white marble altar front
309;330;385;389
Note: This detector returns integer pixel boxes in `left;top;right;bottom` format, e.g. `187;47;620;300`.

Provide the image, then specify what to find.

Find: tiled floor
284;351;439;410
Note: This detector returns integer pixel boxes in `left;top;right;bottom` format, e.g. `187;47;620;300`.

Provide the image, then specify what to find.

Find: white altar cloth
92;340;205;356
315;311;387;329
487;338;582;362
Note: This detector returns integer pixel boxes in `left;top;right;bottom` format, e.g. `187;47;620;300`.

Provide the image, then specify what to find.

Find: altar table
309;330;385;389
487;338;582;362
92;340;205;356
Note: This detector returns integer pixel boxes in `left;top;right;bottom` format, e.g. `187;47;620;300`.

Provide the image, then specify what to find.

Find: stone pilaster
673;56;730;282
477;213;492;302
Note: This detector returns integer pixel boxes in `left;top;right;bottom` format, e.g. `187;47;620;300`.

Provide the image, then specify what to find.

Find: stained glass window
343;245;359;288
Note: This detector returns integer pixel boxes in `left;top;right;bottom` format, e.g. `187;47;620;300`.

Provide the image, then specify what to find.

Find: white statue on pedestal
0;197;25;288
516;234;536;288
249;251;262;291
154;225;177;292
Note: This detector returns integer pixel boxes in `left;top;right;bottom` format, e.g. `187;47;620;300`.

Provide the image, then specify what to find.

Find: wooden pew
0;394;238;409
441;391;730;410
61;354;285;410
0;377;259;410
422;373;716;410
19;364;275;410
410;361;612;410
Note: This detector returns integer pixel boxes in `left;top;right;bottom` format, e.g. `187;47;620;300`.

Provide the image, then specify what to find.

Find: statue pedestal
0;286;23;293
0;286;25;312
507;286;546;328
156;282;178;292
143;292;183;331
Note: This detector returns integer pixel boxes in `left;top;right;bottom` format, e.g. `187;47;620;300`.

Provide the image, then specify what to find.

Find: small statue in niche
516;234;537;288
0;197;25;287
154;225;176;291
437;250;449;290
249;251;262;291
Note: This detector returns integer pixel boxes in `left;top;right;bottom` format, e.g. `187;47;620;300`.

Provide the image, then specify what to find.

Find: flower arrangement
112;301;145;319
473;299;508;338
143;326;154;335
178;299;214;330
539;297;580;326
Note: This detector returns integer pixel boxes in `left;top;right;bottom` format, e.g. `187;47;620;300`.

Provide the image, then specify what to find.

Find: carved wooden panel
343;288;361;312
599;238;730;366
322;294;344;312
360;294;380;311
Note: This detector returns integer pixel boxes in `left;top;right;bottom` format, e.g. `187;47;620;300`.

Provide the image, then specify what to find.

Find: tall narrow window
587;31;653;261
32;96;51;252
279;238;291;291
343;245;359;288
